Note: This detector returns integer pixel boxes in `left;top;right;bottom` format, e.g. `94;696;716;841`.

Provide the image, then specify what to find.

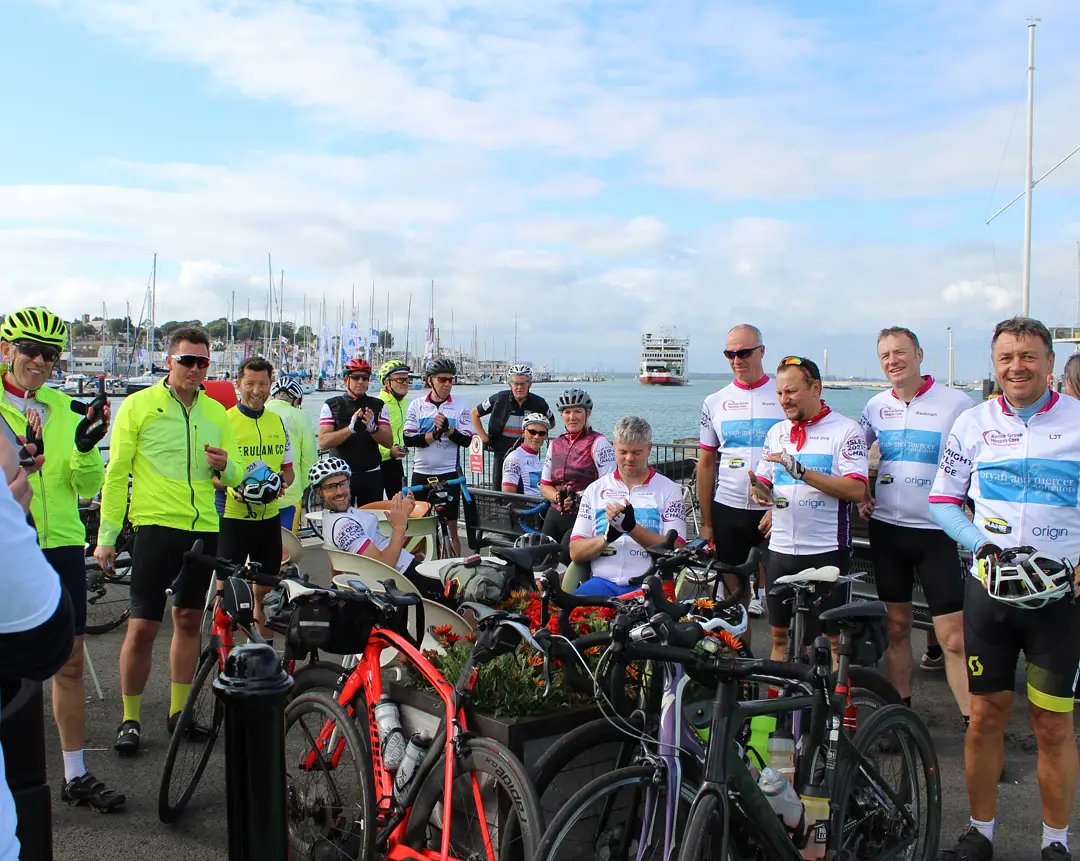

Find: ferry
639;330;688;386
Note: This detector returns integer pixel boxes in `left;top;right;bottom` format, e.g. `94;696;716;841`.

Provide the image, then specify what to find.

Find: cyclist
697;323;783;619
0;307;123;812
569;416;686;596
858;326;971;720
750;356;868;662
220;358;294;641
930;316;1080;861
470;364;555;490
403;357;472;556
1063;353;1080;399
318;357;392;505
265;375;316;532
95;326;242;756
375;360;411;499
500;413;550;496
539;388;615;552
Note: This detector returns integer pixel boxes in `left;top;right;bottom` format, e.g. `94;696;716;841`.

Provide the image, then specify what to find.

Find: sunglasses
779;355;821;380
525;428;548;437
172;353;211;370
321;478;350;492
432;376;454;384
14;341;61;363
346;373;371;381
724;346;761;360
388;375;410;383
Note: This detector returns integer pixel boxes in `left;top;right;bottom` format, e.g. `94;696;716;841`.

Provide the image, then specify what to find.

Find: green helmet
0;307;68;349
379;360;411;383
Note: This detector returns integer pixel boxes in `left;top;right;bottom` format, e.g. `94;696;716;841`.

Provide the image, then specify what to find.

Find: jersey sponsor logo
1031;525;1069;540
578;499;593;519
939;436;972;476
878;405;904;420
878;473;894;485
968;656;983;677
599;488;626;501
721;399;749;411
978;458;1080;508
877;429;941;465
982;517;1011;535
799;498;825;509
239;442;287;458
841;434;867;460
662;499;686;521
904;476;931;488
719;418;778;449
775;496;790;509
727;457;745;469
981;429;1023;447
596;446;616;468
773;454;833;486
333;518;367;550
700;407;710;429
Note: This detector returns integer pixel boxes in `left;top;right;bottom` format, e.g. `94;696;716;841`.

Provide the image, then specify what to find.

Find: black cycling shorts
711;501;768;567
867;519;965;616
411;471;462;521
963;576;1080;713
765;548;851;632
131;526;218;621
219;517;283;582
350;465;385;506
44;545;87;637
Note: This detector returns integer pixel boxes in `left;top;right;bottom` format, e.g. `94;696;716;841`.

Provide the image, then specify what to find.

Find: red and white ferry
639;330;688;386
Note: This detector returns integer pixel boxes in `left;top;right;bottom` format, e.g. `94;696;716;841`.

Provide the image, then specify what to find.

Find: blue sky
2;0;1080;377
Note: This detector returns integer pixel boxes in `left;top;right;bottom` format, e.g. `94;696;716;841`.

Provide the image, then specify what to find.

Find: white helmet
238;460;283;506
976;546;1073;610
271;376;304;401
522;412;550;431
507;363;532;380
308;456;352;488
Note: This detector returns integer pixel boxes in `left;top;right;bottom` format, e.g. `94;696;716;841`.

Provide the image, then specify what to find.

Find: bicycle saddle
280;579;325;601
774;565;840;586
817;600;886;625
490;543;560;572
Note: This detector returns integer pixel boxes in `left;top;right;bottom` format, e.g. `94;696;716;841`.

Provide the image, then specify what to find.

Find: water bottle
393;732;433;801
758;767;804;830
747;714;776;770
767;734;796;783
373;697;406;771
799;785;830;859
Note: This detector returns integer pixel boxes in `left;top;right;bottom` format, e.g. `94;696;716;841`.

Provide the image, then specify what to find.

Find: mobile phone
0;416;37;469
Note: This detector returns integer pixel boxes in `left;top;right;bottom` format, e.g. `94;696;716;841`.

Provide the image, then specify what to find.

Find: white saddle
280;579;325;601
774;565;840;586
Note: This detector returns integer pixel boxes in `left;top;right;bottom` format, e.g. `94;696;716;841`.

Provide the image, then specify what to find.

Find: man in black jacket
470;364;555;490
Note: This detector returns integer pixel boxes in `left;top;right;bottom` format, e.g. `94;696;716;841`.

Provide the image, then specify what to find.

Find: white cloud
942;279;1015;312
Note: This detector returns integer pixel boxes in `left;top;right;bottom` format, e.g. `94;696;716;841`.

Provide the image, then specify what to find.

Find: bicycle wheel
84;562;131;634
284;692;376;861
831;704;940;861
847;666;902;729
677;790;739;861
537;764;695;861
406;735;543;861
158;650;224;823
288;660;347;700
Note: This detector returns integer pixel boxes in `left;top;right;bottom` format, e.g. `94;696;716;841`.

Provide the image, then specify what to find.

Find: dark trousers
381;458;405;499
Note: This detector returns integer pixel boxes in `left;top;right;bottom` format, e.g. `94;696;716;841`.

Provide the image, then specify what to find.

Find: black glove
605;503;636;543
74;395;108;453
975;542;1002;560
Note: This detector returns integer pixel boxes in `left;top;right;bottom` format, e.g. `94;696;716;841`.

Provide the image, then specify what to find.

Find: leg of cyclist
166;529;217;731
868;519;916;703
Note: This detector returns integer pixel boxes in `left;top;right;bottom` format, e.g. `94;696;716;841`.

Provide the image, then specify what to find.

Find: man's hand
975;542;1002;560
15;436;44;474
94;544;117;572
765;451;804;480
477;430;490;446
387;492;413;531
698;523;714;543
204;444;228;471
391;444;407;459
758;508;772;539
26;410;42;442
433;412;448;436
748;471;774;507
857;493;876;521
604;501;635;542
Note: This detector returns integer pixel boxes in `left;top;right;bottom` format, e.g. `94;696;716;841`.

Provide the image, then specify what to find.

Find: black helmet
425;356;457;377
556;388;592;411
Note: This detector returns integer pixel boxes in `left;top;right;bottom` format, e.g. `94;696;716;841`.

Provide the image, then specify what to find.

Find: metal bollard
213;643;294;861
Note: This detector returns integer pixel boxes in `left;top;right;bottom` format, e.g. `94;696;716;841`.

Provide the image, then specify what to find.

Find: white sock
970;817;994;842
1043;823;1069;850
62;749;86;783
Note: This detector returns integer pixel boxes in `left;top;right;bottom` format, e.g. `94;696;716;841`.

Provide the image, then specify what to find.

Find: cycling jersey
0;370;105;549
476;390;555;450
929;392;1080;566
540;429;615;493
404;392;472;475
223;404;293;520
699;376;784;510
860;377;971;529
502;445;543;495
755;410;868;555
98;379;243;546
322;508;415;574
265;397;317;510
570;469;687;586
375;388;407;462
320;394;390;472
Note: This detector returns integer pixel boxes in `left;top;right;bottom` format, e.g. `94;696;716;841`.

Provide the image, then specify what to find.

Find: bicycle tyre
84;564;132;634
677;789;739;861
288;661;347;700
831;704;941;861
284;691;376;861
158;650;224;823
406;734;543;861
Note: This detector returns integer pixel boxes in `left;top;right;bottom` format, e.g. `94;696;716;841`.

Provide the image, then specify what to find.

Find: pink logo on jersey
722;400;749;411
981;429;1023;447
879;406;904;419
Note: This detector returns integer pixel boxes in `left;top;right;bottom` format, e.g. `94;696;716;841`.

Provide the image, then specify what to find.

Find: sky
2;1;1080;378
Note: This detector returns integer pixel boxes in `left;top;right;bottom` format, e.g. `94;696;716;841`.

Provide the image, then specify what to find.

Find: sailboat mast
150;252;156;370
1021;19;1037;316
404;293;412;368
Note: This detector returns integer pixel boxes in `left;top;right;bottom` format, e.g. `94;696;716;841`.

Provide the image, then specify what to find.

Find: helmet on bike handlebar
308;456;352;487
555;388;592;412
976;546;1073;609
238;460;283;506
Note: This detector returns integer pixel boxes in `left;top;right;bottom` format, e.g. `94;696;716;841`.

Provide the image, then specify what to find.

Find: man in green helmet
376;360;411;498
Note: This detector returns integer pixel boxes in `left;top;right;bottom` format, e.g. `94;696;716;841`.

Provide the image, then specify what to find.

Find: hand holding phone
748;470;774;506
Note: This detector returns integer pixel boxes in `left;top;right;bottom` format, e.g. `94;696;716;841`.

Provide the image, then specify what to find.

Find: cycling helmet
308;456;352;487
555;388;592;411
344;357;372;375
379;360;411;383
512;531;558;549
976;546;1073;610
507;363;533;380
425;356;457;377
270;376;304;401
238;460;283;506
0;307;68;349
522;412;551;430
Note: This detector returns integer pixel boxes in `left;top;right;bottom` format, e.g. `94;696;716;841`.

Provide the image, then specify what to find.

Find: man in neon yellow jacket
265;375;316;533
94;326;242;755
376;360;411;498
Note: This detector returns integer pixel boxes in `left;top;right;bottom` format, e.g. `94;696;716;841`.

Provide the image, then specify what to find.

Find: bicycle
402;475;472;560
281;579;543;861
81;499;135;634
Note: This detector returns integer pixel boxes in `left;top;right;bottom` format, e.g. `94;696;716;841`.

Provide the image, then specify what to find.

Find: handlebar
401;475;472;504
167;540;281;597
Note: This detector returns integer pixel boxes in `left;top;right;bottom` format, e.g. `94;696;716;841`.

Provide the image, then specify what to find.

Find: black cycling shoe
61;772;126;813
113;720;141;756
1042;843;1072;861
167;710;211;741
937;827;993;861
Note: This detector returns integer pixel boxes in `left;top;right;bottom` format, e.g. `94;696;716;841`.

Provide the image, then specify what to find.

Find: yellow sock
170;682;192;717
121;694;142;724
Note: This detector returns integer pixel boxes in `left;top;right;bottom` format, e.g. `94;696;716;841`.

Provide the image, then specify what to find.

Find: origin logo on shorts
982;517;1011;535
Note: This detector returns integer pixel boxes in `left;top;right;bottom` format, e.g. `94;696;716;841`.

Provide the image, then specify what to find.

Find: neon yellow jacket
0;367;105;549
376;388;407;462
265;397;317;510
98;380;242;546
223;405;289;520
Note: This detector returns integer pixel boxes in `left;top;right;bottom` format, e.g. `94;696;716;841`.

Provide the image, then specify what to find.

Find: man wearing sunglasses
96;326;242;756
0;307;124;811
500;413;550;496
471;364;555;490
318;357;392;505
375;360;412;500
698;324;784;621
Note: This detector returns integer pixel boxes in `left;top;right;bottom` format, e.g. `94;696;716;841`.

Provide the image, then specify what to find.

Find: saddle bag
221;577;256;627
285;594;375;657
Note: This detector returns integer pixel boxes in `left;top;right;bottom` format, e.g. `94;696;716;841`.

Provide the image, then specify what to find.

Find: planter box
387;681;601;767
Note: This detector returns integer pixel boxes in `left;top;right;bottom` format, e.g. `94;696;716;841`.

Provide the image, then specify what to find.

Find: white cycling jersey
322;508;415;574
755;410;868;555
502;445;543;496
929;392;1080;567
404;392;472;475
570;469;687;587
860;377;972;529
699;376;784;510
